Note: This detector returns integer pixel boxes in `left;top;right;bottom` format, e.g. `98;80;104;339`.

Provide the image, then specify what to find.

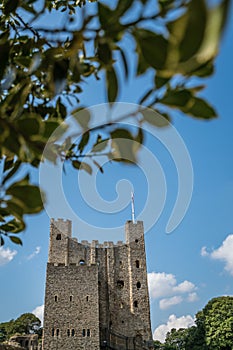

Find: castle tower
42;219;153;350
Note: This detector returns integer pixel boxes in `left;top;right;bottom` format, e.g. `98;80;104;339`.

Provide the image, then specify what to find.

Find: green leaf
179;0;207;62
72;160;81;170
110;128;136;163
9;236;22;245
16;117;41;137
0;236;4;246
115;0;132;17
72;108;91;130
93;160;104;173
0;41;10;80
141;109;170;127
136;29;168;70
2;160;21;185
92;135;109;153
97;42;112;65
107;67;118;103
0;219;25;233
184;97;217;119
3;0;20;15
118;47;128;80
6;178;44;214
155;75;170;89
78;131;90;154
160;89;192;107
80;162;92;175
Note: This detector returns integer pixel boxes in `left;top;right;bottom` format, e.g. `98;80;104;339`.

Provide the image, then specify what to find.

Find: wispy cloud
201;234;233;276
27;246;41;260
0;247;17;266
153;314;195;343
159;296;183;310
148;271;197;309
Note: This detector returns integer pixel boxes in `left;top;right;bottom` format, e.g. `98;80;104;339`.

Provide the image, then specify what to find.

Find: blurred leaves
0;0;230;244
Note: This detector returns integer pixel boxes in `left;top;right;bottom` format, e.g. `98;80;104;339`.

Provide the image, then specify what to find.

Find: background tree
0;313;41;343
0;0;230;245
158;296;233;349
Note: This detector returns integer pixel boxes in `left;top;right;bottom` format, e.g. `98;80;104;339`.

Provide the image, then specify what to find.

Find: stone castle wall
43;219;153;350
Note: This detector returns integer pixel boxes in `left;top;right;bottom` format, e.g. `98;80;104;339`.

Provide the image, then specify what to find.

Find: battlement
50;218;72;237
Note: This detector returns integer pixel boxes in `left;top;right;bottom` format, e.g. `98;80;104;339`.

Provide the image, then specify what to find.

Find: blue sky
1;0;233;344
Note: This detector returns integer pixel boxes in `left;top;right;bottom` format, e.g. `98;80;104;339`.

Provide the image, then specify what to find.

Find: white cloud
0;247;17;266
27;246;41;260
159;296;183;310
32;305;44;325
148;272;197;309
173;280;196;294
187;292;198;302
201;235;233;276
153;314;195;343
201;246;208;257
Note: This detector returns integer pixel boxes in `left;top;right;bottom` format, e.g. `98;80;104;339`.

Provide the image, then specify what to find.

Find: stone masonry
42;219;153;350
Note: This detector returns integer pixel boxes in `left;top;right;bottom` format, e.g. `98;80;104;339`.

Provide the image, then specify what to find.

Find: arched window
56;329;59;337
120;302;124;309
82;329;86;337
87;329;90;337
86;296;89;301
52;329;55;337
70;295;73;302
134;301;138;308
55;295;58;302
71;329;75;337
56;234;61;240
67;329;70;337
136;281;141;289
79;259;85;265
136;260;140;268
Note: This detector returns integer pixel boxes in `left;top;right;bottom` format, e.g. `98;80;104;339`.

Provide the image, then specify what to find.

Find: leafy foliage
155;296;233;349
0;313;41;343
0;0;230;244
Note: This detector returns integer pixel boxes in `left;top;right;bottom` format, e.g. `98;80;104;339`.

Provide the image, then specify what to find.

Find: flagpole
131;192;136;224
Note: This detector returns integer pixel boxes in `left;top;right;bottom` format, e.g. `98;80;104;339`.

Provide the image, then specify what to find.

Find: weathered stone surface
43;219;153;349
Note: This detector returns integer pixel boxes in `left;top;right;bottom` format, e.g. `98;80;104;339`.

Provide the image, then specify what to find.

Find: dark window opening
67;329;70;337
79;259;85;265
134;301;138;308
56;234;61;240
52;329;54;337
86;296;89;301
119;261;123;267
122;320;124;324
136;281;141;289
82;329;86;337
87;329;90;337
110;321;112;327
136;260;140;268
135;239;138;243
55;295;58;302
70;295;73;302
98;281;101;286
71;329;75;337
56;329;59;337
25;340;29;347
117;280;124;289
